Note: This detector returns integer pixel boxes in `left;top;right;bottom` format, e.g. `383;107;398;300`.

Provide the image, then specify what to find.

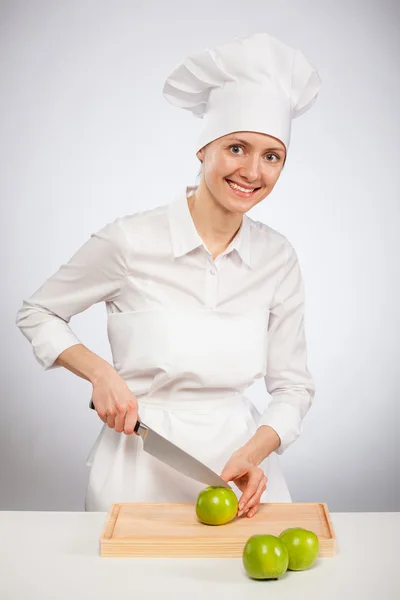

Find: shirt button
209;268;216;275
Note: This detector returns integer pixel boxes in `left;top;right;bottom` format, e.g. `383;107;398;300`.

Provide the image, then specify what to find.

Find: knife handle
89;399;141;433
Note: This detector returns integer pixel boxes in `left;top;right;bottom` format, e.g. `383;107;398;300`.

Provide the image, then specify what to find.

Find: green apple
242;534;289;579
279;527;320;570
196;486;238;525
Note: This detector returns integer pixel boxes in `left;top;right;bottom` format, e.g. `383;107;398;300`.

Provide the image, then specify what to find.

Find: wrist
90;361;117;386
239;425;281;466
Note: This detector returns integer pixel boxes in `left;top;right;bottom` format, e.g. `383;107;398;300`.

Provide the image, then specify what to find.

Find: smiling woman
188;131;288;260
16;32;321;516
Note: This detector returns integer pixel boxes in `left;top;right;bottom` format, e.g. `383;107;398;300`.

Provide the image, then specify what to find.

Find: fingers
114;407;126;433
246;476;268;518
112;401;138;435
93;397;139;435
96;408;108;424
106;413;116;429
237;468;261;515
238;470;267;517
124;405;139;436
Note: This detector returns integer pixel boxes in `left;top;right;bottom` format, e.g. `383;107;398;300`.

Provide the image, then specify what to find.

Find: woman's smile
225;178;262;198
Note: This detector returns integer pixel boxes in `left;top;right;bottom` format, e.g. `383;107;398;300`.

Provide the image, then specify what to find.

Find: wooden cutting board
99;502;337;558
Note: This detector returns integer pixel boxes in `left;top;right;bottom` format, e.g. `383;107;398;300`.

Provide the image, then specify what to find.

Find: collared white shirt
16;186;315;455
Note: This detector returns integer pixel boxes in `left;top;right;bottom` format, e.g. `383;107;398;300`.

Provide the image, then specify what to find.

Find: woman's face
196;131;286;214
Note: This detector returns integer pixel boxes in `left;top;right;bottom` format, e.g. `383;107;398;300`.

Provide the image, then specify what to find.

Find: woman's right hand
90;368;140;436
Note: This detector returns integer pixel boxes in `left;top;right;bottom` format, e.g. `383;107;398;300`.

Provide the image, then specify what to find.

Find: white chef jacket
16;185;315;509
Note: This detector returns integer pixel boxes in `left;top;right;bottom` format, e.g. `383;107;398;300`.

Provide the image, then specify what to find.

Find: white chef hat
163;32;321;153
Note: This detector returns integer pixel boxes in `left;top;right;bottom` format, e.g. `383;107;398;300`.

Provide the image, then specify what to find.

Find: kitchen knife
89;400;231;489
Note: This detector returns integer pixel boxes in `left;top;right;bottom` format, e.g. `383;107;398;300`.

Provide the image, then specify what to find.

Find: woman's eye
230;145;243;155
265;153;280;162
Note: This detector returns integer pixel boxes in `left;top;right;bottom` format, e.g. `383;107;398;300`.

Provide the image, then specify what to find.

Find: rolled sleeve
30;319;82;370
16;217;129;370
259;242;315;454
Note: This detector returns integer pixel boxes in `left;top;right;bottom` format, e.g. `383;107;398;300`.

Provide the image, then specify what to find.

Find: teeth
227;180;255;193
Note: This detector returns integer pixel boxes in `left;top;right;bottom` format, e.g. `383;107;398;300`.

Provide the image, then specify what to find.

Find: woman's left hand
220;451;267;518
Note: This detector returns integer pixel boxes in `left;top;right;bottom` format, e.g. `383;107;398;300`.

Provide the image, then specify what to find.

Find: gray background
1;0;399;512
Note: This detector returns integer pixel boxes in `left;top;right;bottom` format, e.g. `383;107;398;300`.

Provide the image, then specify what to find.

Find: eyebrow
226;137;286;154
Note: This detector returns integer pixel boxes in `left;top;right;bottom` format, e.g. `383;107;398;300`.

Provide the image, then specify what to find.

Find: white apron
85;307;292;511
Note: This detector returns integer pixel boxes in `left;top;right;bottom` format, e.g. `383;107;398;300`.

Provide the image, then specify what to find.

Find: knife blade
89;400;231;489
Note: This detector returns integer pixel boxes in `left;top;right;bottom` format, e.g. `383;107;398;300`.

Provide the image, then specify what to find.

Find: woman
16;32;320;516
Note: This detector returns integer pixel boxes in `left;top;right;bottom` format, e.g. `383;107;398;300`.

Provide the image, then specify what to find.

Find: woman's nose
240;156;261;182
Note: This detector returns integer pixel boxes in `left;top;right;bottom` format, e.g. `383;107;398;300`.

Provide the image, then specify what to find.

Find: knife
89;400;231;489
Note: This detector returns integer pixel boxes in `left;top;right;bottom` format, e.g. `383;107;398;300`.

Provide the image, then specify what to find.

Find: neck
187;183;243;260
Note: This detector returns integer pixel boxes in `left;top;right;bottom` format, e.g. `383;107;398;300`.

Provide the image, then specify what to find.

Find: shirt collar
168;186;253;269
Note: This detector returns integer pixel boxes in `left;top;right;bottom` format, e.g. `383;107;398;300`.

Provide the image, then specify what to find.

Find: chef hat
163;32;321;153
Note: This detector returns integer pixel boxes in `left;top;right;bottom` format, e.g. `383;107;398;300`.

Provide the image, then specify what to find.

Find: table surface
0;510;399;600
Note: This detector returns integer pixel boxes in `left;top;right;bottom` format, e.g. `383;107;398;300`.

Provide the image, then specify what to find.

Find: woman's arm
221;242;315;516
55;343;113;383
16;217;128;370
16;218;139;434
259;242;315;454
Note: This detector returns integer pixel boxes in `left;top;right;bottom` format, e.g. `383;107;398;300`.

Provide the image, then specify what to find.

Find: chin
225;200;253;214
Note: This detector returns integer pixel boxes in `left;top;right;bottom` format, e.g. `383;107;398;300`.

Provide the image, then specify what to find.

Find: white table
0;511;398;599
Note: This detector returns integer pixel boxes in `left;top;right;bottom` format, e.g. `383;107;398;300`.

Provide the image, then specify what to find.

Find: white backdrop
1;0;399;511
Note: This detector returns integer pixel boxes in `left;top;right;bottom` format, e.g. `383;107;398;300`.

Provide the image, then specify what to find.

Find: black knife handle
89;399;141;433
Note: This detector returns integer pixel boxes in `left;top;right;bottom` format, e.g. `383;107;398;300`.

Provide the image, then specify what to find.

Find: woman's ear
196;148;204;163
